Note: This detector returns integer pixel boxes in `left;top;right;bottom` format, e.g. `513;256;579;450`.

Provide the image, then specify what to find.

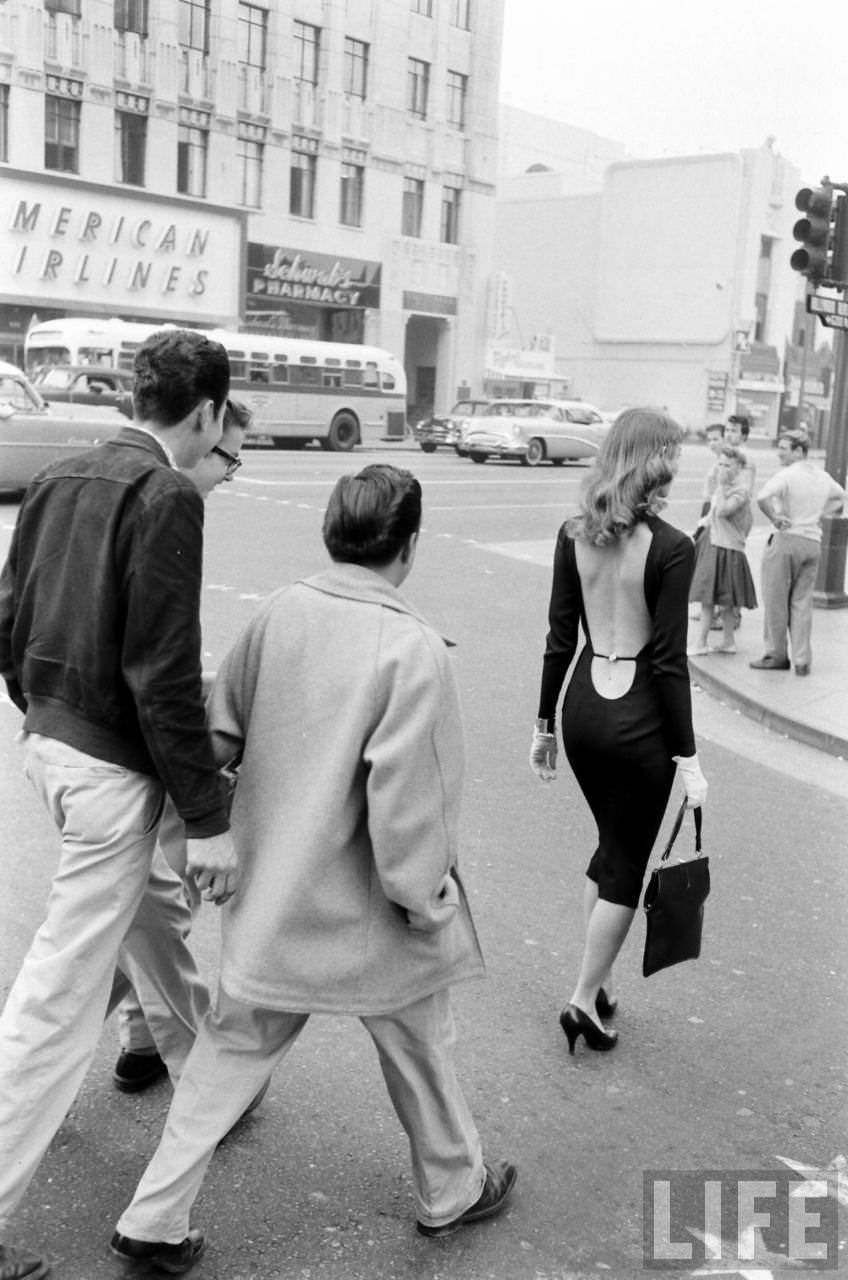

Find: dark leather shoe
749;655;790;670
110;1230;204;1275
417;1160;517;1237
794;664;810;676
596;987;618;1019
0;1244;49;1280
113;1051;168;1093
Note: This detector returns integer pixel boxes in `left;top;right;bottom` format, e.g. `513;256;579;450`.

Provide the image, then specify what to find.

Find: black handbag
642;801;708;978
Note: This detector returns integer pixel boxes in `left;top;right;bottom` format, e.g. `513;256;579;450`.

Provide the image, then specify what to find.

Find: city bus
25;316;407;451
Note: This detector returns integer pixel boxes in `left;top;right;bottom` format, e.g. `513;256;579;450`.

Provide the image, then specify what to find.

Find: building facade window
45;95;80;172
402;177;424;237
340;161;364;227
179;0;209;52
45;0;81;13
177;123;207;196
290;148;316;218
114;0;148;34
450;0;471;28
411;0;432;13
0;85;8;163
293;21;320;85
407;58;429;120
440;185;461;243
238;137;263;208
446;70;467;129
115;109;146;185
343;37;368;99
238;2;267;69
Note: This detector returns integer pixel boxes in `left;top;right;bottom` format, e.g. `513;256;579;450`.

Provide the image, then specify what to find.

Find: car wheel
470;453;488;464
419;442;437;453
524;438;545;466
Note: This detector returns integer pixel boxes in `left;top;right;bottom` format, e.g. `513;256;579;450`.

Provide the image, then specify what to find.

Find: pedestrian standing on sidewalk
0;330;238;1280
725;414;757;494
695;422;727;628
750;429;845;675
688;445;757;656
111;398;251;1096
111;464;515;1275
529;409;707;1057
722;415;756;632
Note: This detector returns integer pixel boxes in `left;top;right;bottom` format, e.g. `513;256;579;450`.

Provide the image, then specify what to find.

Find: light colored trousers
761;530;821;667
113;796;201;1055
0;735;209;1231
116;985;485;1242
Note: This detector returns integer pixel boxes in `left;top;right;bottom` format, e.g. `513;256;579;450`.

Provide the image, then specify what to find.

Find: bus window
78;348;113;366
342;369;363;387
28;346;70;369
363;363;379;388
249;366;270;383
291;365;320;386
323;370;343;388
381;373;396;391
272;363;289;384
229;360;247;379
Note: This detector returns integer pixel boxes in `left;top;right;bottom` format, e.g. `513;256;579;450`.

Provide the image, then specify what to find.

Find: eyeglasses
210;445;242;479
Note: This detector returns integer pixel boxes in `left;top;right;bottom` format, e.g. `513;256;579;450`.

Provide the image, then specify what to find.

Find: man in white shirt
750;430;845;674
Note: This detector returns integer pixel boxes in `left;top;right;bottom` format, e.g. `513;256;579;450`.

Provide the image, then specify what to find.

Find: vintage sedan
463;398;609;466
30;364;134;417
0;361;125;496
412;398;491;452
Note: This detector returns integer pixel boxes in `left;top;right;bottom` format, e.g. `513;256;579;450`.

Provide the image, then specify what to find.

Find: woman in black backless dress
529;408;707;1054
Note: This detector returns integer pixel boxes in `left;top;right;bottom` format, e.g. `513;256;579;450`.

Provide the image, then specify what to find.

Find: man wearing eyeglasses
111;398;251;1096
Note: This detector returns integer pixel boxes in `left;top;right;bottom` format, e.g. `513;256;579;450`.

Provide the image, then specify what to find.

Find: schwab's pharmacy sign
1;172;242;321
246;243;381;312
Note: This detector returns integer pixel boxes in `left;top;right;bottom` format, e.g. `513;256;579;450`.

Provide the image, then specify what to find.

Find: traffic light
829;194;848;288
791;186;833;281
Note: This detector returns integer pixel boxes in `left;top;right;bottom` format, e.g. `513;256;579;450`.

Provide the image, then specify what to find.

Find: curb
687;658;848;760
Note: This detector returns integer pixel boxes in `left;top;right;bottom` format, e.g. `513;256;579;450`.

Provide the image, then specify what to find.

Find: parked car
0;361;125;496
412;398;491;453
463;398;609;466
30;364;134;418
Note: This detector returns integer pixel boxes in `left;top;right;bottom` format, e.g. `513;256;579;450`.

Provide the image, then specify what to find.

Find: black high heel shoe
559;1004;619;1055
596;988;618;1019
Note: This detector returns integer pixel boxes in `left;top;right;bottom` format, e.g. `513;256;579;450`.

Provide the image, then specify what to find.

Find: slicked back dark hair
323;464;422;566
132;329;230;427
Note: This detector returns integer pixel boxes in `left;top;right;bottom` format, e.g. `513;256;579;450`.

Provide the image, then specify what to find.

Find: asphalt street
0;442;846;1280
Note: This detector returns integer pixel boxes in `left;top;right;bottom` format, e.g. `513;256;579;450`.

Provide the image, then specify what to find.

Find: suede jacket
0;427;229;837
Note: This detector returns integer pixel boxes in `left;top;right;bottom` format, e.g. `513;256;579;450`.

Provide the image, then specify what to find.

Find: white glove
673;754;708;809
530;720;558;781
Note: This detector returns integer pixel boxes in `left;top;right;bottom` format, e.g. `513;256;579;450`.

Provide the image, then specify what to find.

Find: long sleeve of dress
537;525;582;723
647;526;696;757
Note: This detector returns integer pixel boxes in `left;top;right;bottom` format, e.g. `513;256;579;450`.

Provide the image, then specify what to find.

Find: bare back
574;524;653;699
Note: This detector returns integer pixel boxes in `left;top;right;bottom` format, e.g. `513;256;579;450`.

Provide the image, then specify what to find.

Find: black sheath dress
537;516;696;909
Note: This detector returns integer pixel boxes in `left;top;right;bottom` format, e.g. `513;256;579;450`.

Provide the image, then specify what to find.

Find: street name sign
807;292;848;329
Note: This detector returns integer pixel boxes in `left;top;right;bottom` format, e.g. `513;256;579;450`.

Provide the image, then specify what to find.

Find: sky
499;0;848;186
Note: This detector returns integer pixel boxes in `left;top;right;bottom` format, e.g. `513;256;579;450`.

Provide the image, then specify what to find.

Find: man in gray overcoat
111;464;516;1273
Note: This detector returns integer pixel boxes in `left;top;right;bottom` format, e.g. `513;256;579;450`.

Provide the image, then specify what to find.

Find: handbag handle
659;800;703;863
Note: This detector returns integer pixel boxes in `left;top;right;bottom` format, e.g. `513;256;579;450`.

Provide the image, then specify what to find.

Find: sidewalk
687;526;848;759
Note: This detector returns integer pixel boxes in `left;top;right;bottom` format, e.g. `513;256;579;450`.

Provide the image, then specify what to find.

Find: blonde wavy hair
568;407;685;546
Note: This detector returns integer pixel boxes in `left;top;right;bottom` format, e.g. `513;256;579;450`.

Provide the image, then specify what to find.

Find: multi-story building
495;106;804;436
0;0;504;420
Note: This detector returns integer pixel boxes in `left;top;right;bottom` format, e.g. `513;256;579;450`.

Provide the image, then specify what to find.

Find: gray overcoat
206;564;486;1015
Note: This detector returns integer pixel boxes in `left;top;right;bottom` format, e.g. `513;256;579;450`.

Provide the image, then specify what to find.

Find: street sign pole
814;324;848;607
